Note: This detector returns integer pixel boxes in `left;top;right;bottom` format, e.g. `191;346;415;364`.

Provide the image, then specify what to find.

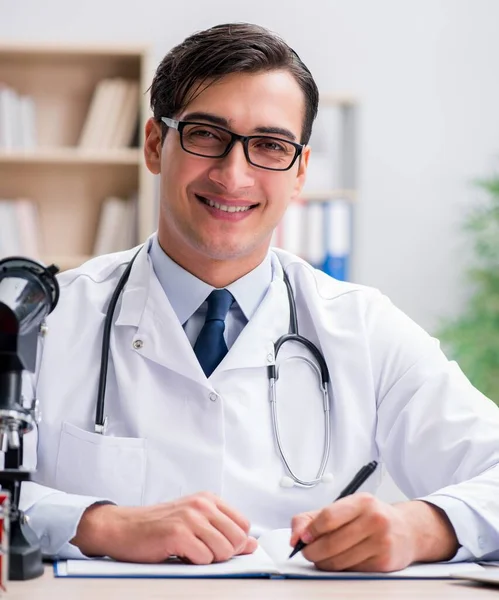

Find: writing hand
290;495;458;572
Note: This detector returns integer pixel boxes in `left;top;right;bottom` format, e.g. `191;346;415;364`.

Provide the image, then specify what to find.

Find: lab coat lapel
115;243;207;386
114;245;290;382
138;282;208;386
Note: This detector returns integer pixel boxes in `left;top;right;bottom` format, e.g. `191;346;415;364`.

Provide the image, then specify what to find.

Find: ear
143;117;162;175
290;145;311;201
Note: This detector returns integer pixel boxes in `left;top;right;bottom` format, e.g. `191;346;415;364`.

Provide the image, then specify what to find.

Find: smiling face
144;69;310;285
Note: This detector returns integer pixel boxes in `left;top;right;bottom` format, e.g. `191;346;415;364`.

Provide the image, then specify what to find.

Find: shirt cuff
25;492;114;559
420;494;499;561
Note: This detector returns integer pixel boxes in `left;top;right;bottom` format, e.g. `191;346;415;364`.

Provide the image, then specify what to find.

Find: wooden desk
5;566;498;599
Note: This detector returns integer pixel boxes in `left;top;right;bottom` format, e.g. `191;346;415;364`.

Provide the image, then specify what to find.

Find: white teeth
205;198;251;212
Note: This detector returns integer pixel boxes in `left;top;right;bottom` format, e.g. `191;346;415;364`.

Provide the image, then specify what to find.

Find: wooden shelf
0;148;142;166
0;43;149;58
320;93;357;107
0;43;156;267
42;254;92;272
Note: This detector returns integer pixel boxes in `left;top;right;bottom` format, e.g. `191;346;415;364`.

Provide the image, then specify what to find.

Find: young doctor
22;23;499;572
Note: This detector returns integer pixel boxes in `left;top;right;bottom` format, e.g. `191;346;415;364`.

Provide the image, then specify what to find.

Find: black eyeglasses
161;117;304;172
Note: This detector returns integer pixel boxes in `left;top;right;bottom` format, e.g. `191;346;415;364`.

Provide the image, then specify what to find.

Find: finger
188;494;250;554
313;536;378;572
302;514;374;564
238;536;258;555
195;521;241;563
305;495;369;542
207;508;252;554
348;554;396;573
212;496;252;534
290;512;316;547
174;533;215;565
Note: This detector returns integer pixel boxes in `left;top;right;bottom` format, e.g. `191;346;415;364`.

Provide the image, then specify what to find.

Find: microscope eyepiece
0;258;59;335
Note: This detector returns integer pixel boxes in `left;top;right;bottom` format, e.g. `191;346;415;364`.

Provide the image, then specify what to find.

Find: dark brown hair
150;23;319;144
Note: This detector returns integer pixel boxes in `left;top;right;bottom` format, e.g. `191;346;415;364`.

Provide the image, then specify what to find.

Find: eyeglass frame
160;117;305;172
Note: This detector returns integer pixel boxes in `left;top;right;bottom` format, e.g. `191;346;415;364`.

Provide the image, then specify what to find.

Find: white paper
258;528;485;579
451;568;499;587
61;545;278;578
57;528;485;579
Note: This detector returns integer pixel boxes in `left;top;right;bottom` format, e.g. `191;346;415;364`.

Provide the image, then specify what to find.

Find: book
0;87;37;150
93;195;137;255
78;78;140;149
0;200;22;257
279;201;305;256
96;79;128;148
0;86;17;150
18;95;37;149
304;201;325;268
78;79;110;147
15;198;42;258
54;528;485;580
322;199;351;281
109;81;140;148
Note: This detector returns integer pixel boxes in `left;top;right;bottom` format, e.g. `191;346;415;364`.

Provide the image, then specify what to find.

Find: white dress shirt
149;235;272;349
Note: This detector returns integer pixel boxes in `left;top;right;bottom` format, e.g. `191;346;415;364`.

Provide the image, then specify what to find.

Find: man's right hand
71;491;258;564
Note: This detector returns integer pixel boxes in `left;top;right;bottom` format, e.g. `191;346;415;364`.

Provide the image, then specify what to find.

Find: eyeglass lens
181;123;297;169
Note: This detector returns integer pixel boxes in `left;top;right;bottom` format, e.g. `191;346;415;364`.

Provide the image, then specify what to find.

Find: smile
196;194;258;213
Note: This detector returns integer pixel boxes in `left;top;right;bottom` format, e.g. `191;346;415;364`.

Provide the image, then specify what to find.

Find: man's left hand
290;495;459;572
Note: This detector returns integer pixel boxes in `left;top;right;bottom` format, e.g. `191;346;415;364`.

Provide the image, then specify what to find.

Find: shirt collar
149;234;272;324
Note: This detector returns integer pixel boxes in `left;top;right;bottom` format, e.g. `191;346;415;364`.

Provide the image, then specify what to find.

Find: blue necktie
194;289;234;377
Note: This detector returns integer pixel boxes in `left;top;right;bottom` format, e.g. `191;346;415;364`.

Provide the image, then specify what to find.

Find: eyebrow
181;111;298;142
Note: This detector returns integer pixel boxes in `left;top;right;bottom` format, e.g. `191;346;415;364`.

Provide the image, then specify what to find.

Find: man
22;23;499;572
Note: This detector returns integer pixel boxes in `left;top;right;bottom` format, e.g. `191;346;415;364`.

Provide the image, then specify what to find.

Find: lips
195;194;259;212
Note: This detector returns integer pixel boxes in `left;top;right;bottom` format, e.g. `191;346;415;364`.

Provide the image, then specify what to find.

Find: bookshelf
0;43;155;271
273;94;358;280
0;44;356;276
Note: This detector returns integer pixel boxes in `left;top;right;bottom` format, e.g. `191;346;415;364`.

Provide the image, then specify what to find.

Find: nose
207;140;255;192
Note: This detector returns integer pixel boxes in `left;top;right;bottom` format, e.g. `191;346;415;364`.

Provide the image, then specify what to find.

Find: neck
156;235;268;288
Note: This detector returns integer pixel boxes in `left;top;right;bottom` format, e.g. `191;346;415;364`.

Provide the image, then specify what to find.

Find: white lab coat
20;240;499;560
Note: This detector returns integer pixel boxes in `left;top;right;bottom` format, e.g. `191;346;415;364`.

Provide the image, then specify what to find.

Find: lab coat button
267;353;274;362
209;392;218;402
133;339;144;350
478;535;486;549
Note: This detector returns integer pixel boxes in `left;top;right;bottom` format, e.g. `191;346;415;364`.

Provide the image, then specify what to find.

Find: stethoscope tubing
94;247;332;488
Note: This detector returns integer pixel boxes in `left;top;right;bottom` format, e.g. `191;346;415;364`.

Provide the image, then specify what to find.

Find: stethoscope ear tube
279;272;330;386
95;248;142;433
94;250;332;492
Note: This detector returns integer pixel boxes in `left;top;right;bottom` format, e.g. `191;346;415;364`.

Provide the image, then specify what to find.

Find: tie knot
205;289;234;322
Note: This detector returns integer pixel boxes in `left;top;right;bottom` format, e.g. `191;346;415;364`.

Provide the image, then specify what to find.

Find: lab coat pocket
55;421;147;506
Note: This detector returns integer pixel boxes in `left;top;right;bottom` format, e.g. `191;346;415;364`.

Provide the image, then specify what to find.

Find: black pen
288;460;378;559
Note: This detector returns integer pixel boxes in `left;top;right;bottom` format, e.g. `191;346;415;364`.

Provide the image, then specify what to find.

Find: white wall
2;0;499;335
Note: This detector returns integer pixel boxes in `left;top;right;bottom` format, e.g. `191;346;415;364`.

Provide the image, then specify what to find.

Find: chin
196;240;259;262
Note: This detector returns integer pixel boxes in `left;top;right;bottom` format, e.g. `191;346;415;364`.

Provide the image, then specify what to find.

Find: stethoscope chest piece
95;250;334;489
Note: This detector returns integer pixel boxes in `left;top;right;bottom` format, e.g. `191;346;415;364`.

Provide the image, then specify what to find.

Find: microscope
0;257;60;581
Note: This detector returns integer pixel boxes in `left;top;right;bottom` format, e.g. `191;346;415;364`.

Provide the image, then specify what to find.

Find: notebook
54;528;485;580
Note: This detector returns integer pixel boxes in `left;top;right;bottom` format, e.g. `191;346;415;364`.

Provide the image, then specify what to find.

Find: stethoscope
95;247;333;488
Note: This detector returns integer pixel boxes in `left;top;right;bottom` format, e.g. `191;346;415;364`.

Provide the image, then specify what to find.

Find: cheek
263;175;297;210
161;152;204;195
